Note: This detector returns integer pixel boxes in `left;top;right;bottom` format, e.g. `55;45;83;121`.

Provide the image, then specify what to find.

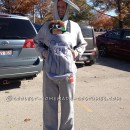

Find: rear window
0;18;36;39
81;27;93;37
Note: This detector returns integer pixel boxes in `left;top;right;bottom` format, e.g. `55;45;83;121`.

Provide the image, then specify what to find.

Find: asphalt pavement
0;56;130;130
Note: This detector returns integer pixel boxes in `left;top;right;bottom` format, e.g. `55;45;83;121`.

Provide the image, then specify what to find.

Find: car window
0;18;36;39
33;23;42;32
81;27;93;37
106;30;121;39
122;30;130;40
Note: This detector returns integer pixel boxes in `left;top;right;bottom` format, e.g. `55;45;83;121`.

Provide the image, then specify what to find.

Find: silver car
76;24;98;65
0;14;43;84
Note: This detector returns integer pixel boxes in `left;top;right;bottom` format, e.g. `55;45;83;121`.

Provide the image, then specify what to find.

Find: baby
44;20;78;79
49;20;66;34
48;20;78;57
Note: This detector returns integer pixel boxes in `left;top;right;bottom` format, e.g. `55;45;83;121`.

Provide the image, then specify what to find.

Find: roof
113;28;130;31
0;13;29;20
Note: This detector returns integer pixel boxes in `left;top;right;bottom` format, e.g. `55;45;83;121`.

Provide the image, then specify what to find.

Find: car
76;24;98;66
0;13;43;84
33;23;42;32
96;28;130;60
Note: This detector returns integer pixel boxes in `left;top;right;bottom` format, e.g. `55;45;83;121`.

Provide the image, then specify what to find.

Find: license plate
79;56;88;60
0;50;12;56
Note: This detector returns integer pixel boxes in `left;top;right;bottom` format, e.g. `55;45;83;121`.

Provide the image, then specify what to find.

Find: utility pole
33;5;36;23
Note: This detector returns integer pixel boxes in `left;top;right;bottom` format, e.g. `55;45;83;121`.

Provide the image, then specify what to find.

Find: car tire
99;45;108;57
84;59;96;66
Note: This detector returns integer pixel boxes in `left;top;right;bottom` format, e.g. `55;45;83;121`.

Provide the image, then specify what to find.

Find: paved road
0;56;130;130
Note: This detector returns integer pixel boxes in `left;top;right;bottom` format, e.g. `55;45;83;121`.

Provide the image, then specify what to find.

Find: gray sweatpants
43;72;76;130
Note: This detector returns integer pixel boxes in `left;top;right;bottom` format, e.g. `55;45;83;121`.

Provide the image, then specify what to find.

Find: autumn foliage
89;0;130;28
91;12;114;29
0;0;38;13
0;0;129;28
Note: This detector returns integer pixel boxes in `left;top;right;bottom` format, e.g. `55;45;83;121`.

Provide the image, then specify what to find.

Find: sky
105;10;117;16
87;0;117;17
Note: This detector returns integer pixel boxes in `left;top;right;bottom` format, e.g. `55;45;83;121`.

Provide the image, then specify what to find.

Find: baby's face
52;28;62;34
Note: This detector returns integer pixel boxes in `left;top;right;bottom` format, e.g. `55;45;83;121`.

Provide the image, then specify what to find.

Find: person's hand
42;50;48;58
71;50;79;59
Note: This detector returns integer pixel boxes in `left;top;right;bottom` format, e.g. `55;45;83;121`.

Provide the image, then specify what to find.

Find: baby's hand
71;50;79;59
42;50;48;58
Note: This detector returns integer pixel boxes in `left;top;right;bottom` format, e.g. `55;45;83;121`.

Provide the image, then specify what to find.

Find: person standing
34;0;87;130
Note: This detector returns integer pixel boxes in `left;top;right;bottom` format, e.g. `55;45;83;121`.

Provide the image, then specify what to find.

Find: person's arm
75;25;87;57
33;23;48;58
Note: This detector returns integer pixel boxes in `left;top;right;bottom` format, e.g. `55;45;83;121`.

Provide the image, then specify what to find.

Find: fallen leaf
5;91;9;93
24;118;31;122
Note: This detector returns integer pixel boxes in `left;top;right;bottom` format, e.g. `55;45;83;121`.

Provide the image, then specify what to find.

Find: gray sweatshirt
44;32;77;79
33;0;87;79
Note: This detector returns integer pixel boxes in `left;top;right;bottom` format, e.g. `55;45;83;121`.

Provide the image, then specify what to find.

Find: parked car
33;23;42;32
76;24;98;65
96;28;130;60
0;13;43;84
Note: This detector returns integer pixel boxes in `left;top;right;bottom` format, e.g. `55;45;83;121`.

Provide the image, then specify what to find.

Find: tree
69;0;93;22
0;0;51;23
34;0;52;23
88;0;130;28
0;0;38;14
123;9;130;28
91;11;114;30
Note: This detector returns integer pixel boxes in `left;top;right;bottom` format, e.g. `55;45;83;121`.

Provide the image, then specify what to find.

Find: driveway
0;56;130;130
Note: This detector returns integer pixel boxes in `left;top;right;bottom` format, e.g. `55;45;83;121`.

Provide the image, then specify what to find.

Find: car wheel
84;60;96;66
99;45;108;57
